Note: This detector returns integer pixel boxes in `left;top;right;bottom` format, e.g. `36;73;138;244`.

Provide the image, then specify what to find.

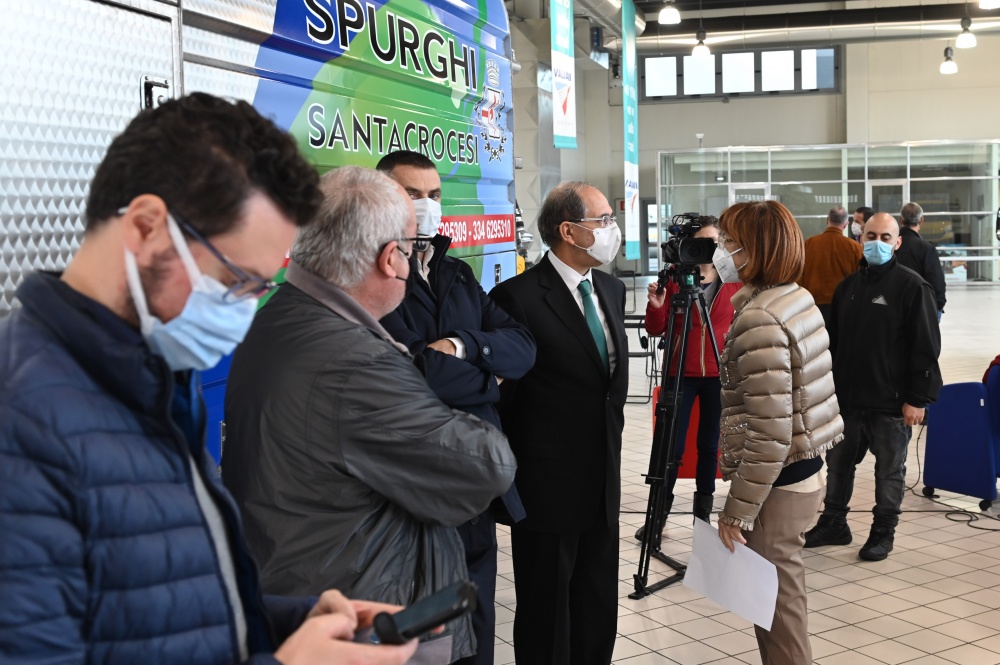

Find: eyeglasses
570;215;617;228
172;212;277;302
391;237;432;259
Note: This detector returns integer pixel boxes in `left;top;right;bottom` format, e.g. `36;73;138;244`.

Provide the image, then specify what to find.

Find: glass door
867;179;908;216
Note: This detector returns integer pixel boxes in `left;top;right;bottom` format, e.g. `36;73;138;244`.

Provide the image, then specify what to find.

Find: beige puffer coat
718;283;844;530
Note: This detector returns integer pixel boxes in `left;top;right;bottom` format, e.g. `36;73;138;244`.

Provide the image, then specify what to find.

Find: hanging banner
551;0;577;149
621;0;640;260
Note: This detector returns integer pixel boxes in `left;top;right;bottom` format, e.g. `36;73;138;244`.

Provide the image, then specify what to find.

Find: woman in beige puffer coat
714;200;844;665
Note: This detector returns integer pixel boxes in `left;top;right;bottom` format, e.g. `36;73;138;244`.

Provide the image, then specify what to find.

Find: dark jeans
662;375;722;496
821;410;910;529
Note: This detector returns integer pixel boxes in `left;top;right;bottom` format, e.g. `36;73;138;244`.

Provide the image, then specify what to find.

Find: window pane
731;150;768;183
761;50;794;91
772;182;866;231
868;145;907;179
645;56;677;97
722;52;755;93
683;55;716;95
816;48;835;89
664;184;729;218
663;152;727;186
802;49;817;90
910;143;993;178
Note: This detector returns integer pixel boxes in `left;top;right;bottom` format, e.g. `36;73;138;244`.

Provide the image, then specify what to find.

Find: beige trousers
744;486;825;665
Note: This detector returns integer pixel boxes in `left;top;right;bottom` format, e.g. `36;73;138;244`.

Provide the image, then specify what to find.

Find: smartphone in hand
373;581;478;645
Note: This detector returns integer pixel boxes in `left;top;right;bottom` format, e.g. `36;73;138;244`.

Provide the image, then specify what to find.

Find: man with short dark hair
800;205;863;329
490;181;628;665
805;213;942;562
223;165;517;664
897;202;947;319
376;150;535;665
852;206;876;242
0;93;419;664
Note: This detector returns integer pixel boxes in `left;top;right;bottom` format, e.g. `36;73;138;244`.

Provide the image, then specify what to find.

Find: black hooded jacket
829;256;942;414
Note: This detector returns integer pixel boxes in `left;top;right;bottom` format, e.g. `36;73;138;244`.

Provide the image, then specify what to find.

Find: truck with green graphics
1;0;519;462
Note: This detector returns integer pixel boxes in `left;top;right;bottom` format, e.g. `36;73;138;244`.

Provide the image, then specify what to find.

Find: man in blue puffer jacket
0;93;417;665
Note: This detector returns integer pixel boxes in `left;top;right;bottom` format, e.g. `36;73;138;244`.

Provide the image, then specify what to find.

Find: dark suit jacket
896;226;946;312
491;253;628;534
380;234;535;522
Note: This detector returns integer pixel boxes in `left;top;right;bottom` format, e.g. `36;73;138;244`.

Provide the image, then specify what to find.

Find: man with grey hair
897;202;947;319
222;166;517;664
800;205;863;330
490;181;627;665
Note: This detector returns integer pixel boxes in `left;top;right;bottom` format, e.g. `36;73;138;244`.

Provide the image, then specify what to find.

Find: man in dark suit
897;202;946;320
377;150;536;665
490;181;628;665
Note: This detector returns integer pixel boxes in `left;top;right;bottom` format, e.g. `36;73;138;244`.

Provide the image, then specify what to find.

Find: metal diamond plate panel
184;62;261;105
0;0;175;316
184;0;277;33
184;25;261;70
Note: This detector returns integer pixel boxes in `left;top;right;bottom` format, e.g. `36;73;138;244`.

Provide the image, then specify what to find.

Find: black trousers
453;511;498;665
510;521;619;665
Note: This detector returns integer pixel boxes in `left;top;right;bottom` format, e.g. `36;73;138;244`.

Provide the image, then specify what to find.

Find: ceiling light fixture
940;46;958;74
957;16;977;48
692;0;710;58
980;0;1000;9
658;1;681;25
693;30;711;57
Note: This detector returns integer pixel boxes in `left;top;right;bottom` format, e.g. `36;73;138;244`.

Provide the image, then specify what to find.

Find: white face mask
570;222;621;266
851;221;864;237
412;198;442;238
124;214;258;371
712;245;745;284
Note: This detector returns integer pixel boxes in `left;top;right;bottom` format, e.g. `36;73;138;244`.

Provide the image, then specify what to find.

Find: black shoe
693;492;714;523
634;522;664;549
804;515;853;548
859;526;895;561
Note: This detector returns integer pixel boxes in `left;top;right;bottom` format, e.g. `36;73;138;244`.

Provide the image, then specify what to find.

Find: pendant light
940;46;958;75
658;1;681;25
956;16;977;48
692;0;710;58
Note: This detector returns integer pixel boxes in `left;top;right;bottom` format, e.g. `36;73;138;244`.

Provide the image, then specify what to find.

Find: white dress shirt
548;251;617;373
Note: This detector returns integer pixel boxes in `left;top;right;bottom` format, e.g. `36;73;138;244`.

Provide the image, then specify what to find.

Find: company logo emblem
475;60;507;162
872;295;888;306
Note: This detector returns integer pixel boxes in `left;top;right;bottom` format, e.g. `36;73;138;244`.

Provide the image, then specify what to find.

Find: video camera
656;213;718;293
661;213;718;266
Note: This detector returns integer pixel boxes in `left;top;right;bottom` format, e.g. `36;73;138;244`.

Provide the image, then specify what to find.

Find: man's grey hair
291;166;410;288
900;202;923;227
538;181;592;247
827;206;848;227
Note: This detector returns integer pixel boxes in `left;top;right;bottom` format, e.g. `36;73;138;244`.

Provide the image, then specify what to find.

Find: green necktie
578;279;609;373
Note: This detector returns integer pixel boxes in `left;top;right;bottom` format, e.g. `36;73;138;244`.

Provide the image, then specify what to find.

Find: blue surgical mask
124;214;258;371
863;239;894;266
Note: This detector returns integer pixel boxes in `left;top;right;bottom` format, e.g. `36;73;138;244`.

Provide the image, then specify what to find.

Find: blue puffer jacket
0;273;307;665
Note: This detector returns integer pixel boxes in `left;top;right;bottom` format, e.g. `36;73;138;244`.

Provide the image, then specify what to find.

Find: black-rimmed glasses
570;215;617;228
172;212;277;302
391;236;432;259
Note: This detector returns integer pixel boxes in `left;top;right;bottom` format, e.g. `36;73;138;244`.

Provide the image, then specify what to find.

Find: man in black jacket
805;212;942;561
490;181;628;665
897;202;947;319
377;150;536;665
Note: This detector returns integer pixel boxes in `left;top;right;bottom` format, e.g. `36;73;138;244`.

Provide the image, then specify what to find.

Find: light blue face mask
124;214;258;371
863;239;895;266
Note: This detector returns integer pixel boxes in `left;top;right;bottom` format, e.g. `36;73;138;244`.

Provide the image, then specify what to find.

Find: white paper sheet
682;518;778;631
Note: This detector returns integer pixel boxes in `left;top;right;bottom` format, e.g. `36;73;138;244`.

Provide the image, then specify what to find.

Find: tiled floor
492;282;1000;665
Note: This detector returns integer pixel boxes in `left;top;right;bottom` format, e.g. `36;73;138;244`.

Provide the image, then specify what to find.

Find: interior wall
848;34;1000;143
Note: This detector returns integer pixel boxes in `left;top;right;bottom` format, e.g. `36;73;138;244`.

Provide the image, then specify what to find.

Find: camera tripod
630;266;722;600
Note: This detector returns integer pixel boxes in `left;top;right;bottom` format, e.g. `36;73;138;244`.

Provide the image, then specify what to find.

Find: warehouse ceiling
617;0;1000;50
